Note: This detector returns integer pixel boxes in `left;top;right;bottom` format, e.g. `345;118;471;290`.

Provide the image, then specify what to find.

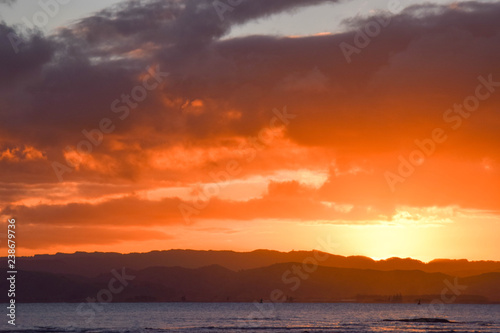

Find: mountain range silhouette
2;250;499;303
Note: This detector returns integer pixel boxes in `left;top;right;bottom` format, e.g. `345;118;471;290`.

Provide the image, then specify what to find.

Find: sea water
1;302;499;332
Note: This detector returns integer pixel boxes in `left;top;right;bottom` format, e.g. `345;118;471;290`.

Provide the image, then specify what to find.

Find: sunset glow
1;0;500;262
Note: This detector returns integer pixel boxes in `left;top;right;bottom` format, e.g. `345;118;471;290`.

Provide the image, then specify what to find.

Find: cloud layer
1;0;499;255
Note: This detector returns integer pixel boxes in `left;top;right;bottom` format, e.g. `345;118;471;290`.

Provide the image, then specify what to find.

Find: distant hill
3;249;500;277
2;263;499;303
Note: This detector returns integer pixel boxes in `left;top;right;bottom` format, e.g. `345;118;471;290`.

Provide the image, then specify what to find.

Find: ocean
1;302;499;332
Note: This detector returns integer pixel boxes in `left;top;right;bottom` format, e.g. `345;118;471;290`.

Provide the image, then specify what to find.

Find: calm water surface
1;302;499;332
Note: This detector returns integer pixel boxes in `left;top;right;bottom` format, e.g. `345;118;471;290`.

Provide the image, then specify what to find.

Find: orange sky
1;1;500;261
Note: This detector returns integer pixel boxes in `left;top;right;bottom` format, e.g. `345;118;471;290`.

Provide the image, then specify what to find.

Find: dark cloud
1;0;500;229
4;1;500;154
70;0;342;52
0;23;53;85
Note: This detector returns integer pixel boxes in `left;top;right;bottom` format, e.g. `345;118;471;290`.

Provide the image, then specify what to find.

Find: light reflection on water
1;302;499;332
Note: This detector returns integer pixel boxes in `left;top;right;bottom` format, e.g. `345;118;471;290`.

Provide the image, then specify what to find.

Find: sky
0;0;499;261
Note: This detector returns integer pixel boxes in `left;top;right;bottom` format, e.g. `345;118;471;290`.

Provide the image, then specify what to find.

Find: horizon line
8;248;500;264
